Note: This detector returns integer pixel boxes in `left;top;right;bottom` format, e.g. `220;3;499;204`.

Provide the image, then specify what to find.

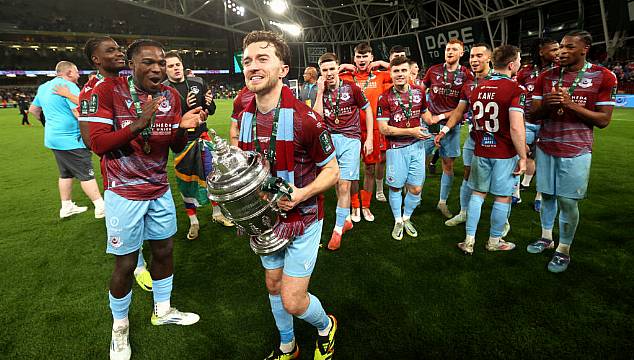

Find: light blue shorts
260;220;323;277
439;123;462;158
331;134;361;181
535;147;591;199
462;135;475;167
385;140;426;189
469;155;519;197
105;189;177;255
422;137;435;158
525;122;541;145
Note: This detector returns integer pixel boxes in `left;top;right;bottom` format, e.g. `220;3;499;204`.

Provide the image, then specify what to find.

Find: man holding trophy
230;31;340;360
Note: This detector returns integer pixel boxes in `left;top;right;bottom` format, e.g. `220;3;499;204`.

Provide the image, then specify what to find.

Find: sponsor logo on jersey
413;94;422;104
190;85;200;94
125;99;133;109
527;84;534;92
89;94;98;113
319;131;334;153
121;120;133;128
109;236;122;248
340;91;350;101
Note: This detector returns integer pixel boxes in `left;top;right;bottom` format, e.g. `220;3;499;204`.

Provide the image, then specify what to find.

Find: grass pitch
0;103;632;359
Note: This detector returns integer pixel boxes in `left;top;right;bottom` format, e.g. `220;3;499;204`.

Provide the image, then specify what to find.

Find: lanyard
326;80;343;121
474;69;492;87
532;63;554;78
392;85;414;126
252;96;282;169
96;73;104;80
353;71;373;91
558;62;591;96
127;76;156;153
443;63;459;89
489;72;511;79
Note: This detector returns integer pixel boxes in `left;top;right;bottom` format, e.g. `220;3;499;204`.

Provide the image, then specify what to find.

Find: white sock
535;192;542;201
488;236;501;245
212;205;222;216
92;198;104;208
188;214;199;225
318;318;332;337
466;234;475;242
556;243;570;255
61;200;73;208
345;214;351;221
375;180;384;194
521;174;533;187
541;228;553;240
513;186;520;198
280;339;296;353
459;209;467;216
438;200;446;205
333;225;343;234
395;217;403;224
154;300;170;317
113;317;129;330
402;215;410;222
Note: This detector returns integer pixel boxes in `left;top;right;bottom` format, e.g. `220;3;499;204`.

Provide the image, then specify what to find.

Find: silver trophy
206;130;294;255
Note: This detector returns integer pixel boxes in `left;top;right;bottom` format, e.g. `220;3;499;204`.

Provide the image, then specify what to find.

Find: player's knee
113;253;137;276
408;186;422;196
265;274;282;295
281;292;307;316
557;196;578;214
463;167;471;180
151;239;173;261
364;164;375;177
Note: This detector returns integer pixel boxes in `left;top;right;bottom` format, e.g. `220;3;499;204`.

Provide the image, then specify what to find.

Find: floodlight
269;0;287;14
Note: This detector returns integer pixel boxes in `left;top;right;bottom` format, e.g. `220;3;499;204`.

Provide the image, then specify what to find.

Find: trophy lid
206;129;270;201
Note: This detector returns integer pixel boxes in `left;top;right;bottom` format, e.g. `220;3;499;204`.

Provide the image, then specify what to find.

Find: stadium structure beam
114;0;247;34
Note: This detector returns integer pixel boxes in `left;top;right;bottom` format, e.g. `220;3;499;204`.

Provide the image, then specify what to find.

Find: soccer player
78;36;154;293
18;93;30;125
409;59;422;86
527;30;617;272
515;38;559;211
313;52;373;250
436;43;493;227
28;61;105;219
163;51;233;239
339;42;392;221
82;39;204;360
377;57;432;240
456;44;527;255
238;31;339;360
422;39;474;219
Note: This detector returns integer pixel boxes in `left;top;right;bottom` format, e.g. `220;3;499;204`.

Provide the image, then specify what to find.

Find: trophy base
250;230;292;255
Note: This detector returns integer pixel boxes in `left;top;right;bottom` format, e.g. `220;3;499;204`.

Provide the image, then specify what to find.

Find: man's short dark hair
242;30;291;65
565;30;592;47
165;50;182;62
318;52;339;65
531;38;558;65
126;39;164;60
407;59;418;66
389;45;406;55
390;56;410;68
492;45;520;68
354;42;372;55
84;36;116;66
472;43;492;53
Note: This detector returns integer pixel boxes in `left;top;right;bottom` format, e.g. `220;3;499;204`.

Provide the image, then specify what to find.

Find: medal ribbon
127;76;156;148
326;80;343;120
252;95;282;169
392;85;413;125
353;71;373;91
558;62;591;96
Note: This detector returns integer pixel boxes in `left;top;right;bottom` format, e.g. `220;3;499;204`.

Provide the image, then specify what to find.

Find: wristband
440;126;450;135
437;113;446;121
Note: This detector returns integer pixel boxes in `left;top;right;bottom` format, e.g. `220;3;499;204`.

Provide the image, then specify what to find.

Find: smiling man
422;39;474;219
313;52;372;250
528;30;617;272
377;57;432;241
237;30;339;360
80;39;206;360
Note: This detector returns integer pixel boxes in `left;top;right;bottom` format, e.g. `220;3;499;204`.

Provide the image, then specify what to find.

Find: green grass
0;102;633;359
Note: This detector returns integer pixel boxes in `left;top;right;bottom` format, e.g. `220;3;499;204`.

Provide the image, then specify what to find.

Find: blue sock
335;206;348;228
440;173;454;202
459;179;471;212
109;291;132;320
152;275;173;303
490;201;510;238
403;191;421;218
388;189;403;220
136;248;145;268
465;195;485;236
557;197;579;246
269;294;294;343
297;293;330;331
540;193;558;231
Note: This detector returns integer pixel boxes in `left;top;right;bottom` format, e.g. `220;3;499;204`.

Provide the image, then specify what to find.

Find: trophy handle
262;177;294;210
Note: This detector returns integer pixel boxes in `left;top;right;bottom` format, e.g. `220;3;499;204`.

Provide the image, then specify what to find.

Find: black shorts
52;149;95;181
